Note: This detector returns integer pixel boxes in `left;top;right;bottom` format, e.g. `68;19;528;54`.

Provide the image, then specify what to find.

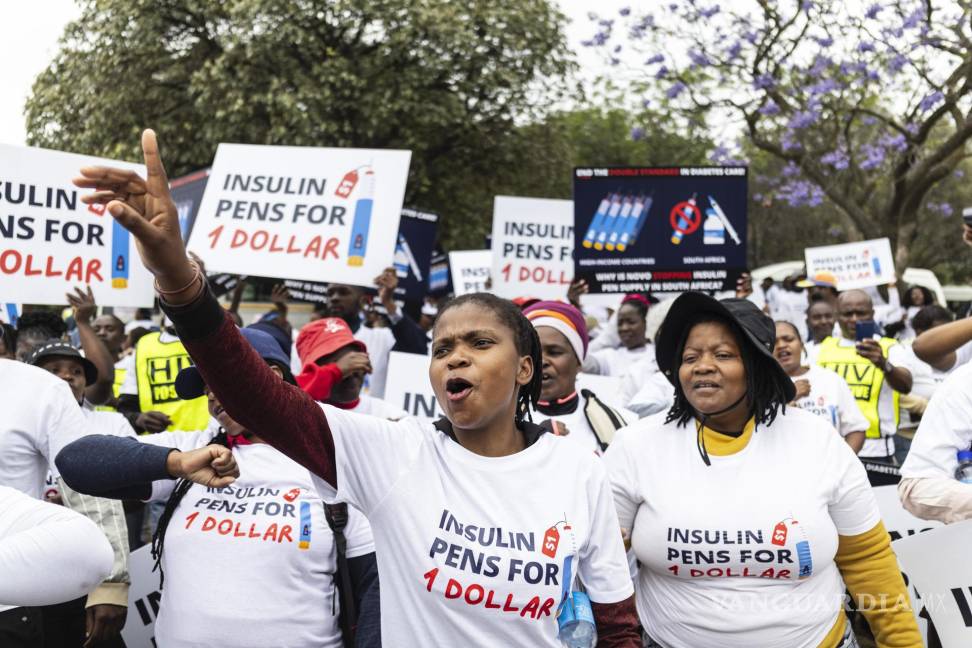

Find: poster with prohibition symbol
186;143;411;288
490;196;574;300
0;144;155;307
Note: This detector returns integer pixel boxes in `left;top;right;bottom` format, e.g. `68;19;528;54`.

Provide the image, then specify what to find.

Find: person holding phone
815;290;912;485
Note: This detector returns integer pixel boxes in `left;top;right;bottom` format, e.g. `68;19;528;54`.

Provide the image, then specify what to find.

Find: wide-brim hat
655;292;795;402
27;340;98;386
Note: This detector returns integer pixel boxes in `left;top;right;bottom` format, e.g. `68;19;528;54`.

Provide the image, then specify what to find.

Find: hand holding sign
74;130;196;301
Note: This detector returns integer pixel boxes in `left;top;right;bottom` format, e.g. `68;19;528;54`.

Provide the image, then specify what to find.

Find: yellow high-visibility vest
134;332;208;431
816;336;899;439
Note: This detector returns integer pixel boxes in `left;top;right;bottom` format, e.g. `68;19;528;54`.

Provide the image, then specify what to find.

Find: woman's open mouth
445;377;473;402
693;381;720;393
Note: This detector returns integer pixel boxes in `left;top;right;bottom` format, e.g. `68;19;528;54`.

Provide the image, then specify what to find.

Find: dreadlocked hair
151;430;229;589
665;313;790;429
436;293;543;425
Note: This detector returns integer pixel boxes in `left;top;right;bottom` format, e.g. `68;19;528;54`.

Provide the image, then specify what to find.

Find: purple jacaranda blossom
667;81;687;98
781;132;802;151
619;6;631;16
710;144;730;161
939;203;954;217
866;69;880;82
903;9;923;29
865;4;882;19
581;40;593;47
809;55;833;77
754;73;775;89
862;115;877;126
655;65;670;79
587;12;598;21
598;19;614;28
878;133;907;152
905;122;920;135
753;193;763;201
789;109;819;130
814;35;834;48
858;41;876;53
919;91;944;112
593;31;609;46
614;45;623;53
782;162;801;177
689;49;711;67
669;3;678;11
821;149;849;170
631;126;645;141
743;30;760;44
610;57;621;66
726;41;742;59
808;78;841;95
955;169;965;178
778;179;824;208
887;54;909;74
759;99;781;115
884;26;904;39
828;225;844;238
642;98;652;108
859;143;885;170
927;202;954;218
645;53;665;65
699;5;721;18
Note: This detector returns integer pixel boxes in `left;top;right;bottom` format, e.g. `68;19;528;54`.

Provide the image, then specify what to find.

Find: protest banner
171;168;210;242
121;545;159;648
427;249;451;297
490;196;574;299
804;238;896;290
573;166;748;294
186;143;410;288
394;208;439;300
0;144;155;307
449;250;491;296
893;520;972;647
873;485;943;643
384;351;441;422
0;303;20;326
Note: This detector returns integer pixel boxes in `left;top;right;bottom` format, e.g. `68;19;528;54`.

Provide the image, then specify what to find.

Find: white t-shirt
317;407;634;646
585;345;650;377
825;337;909;458
901;362;972;480
136;428;374;648
354;393;407;420
530;398;635;456
0;359;87;499
605;408;880;648
789;366;869;438
0;485;113;607
618;352;674;418
353;325;395;399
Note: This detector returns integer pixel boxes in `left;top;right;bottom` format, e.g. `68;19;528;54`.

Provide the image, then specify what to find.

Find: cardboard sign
804;238;896;290
121;545;160;648
872;484;943;644
893;519;972;647
449;250;491;296
394;208;439;300
170;168;210;242
187;143;411;288
427;249;450;296
490;196;574;299
0;144;155;307
573;166;748;293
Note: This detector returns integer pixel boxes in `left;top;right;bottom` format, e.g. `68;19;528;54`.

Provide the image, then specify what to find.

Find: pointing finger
141;129;171;196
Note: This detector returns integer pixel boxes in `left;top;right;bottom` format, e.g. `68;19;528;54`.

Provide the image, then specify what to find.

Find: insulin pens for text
582;194;616;249
596;196;632;250
299;501;311;550
111;218;130;289
670;194;698;245
347;167;375;267
707;196;741;245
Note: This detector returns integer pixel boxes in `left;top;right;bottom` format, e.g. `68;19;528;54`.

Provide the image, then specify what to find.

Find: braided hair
665;312;790;429
436;293;543;425
150;430;229;588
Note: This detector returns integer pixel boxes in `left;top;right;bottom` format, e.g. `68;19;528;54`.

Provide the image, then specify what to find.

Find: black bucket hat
27;339;99;386
655;292;796;403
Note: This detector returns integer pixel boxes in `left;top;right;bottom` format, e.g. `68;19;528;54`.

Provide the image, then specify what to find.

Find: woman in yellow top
605;292;921;648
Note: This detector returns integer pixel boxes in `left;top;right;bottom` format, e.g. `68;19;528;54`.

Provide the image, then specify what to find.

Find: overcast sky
0;0;625;148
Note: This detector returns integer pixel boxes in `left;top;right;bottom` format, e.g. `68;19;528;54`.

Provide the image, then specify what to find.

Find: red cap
296;318;366;365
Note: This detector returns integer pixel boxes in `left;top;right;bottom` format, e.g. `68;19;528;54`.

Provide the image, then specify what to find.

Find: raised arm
912;316;972;372
68;286;115;405
73;129;339;486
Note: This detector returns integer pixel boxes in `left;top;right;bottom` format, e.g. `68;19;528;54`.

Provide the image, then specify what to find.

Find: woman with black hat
604;292;921;647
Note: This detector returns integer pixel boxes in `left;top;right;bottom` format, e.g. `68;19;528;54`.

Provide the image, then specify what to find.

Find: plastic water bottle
955;450;972;484
557;591;597;648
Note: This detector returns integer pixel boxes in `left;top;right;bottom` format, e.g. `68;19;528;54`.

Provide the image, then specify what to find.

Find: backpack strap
325;502;356;648
581;389;628;452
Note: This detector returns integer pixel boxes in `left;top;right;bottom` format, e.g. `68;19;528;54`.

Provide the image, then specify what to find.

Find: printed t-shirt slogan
0;144;154;307
187;144;410;287
573;166;748;293
490;196;574;300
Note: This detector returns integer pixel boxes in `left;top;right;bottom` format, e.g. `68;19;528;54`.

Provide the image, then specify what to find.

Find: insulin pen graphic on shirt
663;515;813;580
422;509;582;620
335;164;376;268
86;201;131;289
582;192;741;252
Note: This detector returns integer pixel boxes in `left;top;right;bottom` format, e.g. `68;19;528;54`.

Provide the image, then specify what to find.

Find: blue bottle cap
957;450;972;462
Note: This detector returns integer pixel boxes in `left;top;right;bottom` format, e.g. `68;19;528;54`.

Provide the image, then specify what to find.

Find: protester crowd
2;129;972;648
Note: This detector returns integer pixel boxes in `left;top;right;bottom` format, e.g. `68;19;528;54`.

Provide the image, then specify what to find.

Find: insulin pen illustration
582;193;618;249
618;194;653;251
593;196;627;250
111;218;130;288
299;501;311;550
393;233;423;281
670;194;698;245
595;196;631;250
606;195;640;251
346;165;375;267
707;195;741;245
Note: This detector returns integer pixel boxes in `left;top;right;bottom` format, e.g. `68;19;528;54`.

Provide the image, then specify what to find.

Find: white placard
804;238;896;290
873;484;943;644
384;351;441;422
448;250;492;296
0;144;154;307
893;519;972;647
121;545;159;647
490;196;574;300
187;143;411;288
